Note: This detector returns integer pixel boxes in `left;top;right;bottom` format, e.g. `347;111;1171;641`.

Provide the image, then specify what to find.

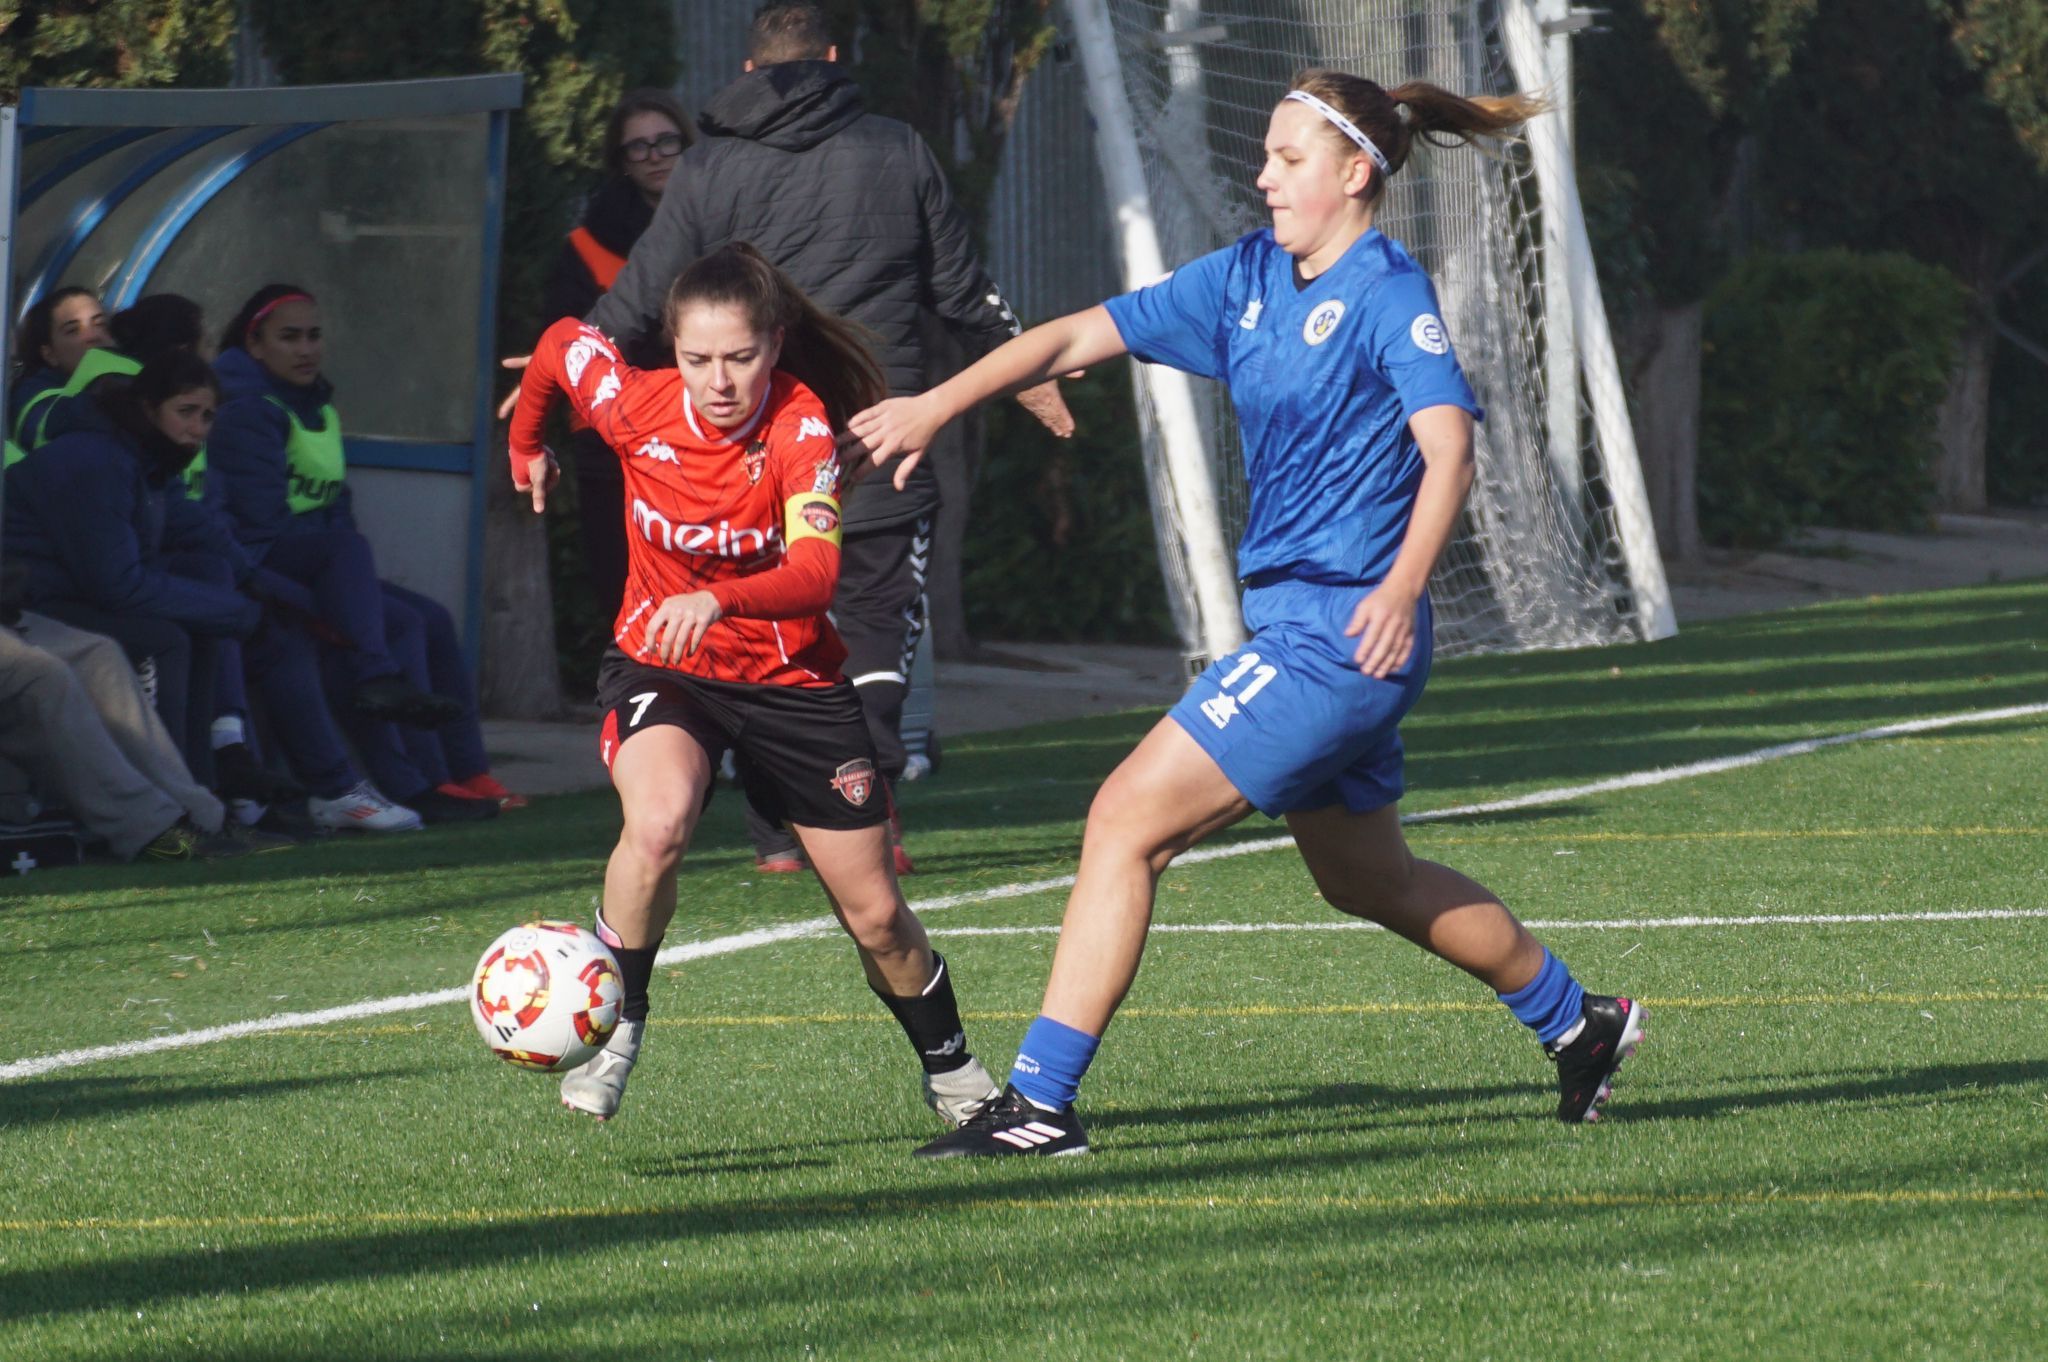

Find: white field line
5;699;2044;1084
929;907;2048;940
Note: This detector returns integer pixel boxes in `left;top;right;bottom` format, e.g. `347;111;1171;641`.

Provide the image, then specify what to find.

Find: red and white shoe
307;780;422;833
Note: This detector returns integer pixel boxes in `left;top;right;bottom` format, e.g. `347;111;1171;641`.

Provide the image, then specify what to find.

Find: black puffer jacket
585;61;1019;529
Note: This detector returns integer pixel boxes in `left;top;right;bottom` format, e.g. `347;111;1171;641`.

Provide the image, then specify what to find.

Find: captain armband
784;492;843;549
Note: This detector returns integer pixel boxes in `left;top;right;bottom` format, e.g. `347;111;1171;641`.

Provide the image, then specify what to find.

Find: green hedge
1698;249;1967;547
965;365;1176;644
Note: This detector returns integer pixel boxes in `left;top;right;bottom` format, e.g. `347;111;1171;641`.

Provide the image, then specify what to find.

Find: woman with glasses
542;88;698;623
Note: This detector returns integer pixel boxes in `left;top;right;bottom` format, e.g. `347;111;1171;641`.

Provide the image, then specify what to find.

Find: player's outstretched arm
848;305;1128;490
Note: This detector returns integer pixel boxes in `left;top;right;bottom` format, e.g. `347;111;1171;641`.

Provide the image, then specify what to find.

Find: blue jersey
1104;228;1481;587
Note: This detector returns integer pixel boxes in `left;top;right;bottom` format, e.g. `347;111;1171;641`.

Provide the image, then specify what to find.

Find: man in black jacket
573;1;1072;872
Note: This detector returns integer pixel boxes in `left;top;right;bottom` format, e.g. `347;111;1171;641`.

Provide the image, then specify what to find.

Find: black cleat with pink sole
1546;995;1647;1123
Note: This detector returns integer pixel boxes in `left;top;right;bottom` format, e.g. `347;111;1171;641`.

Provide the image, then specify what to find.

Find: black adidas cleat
913;1084;1090;1158
1546;994;1647;1123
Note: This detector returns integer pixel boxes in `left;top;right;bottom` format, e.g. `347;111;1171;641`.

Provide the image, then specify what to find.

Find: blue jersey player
851;70;1645;1156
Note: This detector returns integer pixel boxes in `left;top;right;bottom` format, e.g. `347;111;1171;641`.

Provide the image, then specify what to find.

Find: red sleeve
705;377;843;620
707;535;838;620
509;318;654;483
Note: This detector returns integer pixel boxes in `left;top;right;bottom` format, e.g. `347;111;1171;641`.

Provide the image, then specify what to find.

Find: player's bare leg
798;820;1001;1123
563;727;715;1120
1285;804;1543;991
795;822;930;993
1039;719;1253;1034
917;720;1249;1157
1288;803;1645;1122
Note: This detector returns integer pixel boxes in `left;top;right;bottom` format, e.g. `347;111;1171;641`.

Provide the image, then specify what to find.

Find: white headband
1284;89;1392;177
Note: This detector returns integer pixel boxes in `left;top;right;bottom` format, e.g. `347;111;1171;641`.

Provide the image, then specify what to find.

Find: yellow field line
282;989;2048;1038
3;1186;2040;1236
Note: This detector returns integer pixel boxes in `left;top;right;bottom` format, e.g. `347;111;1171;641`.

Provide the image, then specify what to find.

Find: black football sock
873;952;973;1074
597;908;661;1023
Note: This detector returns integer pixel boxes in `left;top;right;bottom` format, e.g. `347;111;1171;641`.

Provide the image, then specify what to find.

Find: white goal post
1069;0;1677;666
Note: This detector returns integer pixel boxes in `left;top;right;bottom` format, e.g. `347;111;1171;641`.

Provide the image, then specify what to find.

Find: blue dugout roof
3;75;524;664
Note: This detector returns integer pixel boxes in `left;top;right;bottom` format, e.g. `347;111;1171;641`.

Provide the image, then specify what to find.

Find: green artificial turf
2;581;2045;1360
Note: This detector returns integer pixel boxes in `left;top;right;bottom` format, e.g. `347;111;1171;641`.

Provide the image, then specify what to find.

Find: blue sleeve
1368;270;1483;423
207;396;296;559
163;494;256;583
34;387;116;445
34;445;258;636
1102;243;1238;381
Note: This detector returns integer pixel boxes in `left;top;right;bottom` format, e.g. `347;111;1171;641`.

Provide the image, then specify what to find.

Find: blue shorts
1168;578;1432;818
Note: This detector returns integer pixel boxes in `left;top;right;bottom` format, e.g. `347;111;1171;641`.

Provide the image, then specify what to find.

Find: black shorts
595;649;886;831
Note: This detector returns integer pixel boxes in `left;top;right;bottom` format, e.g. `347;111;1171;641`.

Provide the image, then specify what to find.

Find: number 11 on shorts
1201;651;1276;729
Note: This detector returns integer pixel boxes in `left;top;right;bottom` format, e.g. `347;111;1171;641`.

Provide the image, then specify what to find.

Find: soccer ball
470;920;624;1071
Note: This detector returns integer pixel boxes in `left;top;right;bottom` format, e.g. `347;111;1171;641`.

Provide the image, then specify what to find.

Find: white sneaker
307;780;423;833
923;1056;1002;1126
562;1019;643;1120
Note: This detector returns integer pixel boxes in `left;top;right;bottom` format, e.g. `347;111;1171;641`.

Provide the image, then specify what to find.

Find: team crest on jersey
799;498;839;535
1410;313;1449;355
1302;300;1346;345
795;415;833;443
743;437;768;484
830;758;876;807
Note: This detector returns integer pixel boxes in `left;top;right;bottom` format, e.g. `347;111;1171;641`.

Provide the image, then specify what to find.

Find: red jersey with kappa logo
510;317;848;687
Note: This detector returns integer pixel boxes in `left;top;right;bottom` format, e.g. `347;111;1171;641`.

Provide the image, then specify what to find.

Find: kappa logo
634;437;679;465
591;371;622;408
795;415;832;443
829;758;876;807
799;499;839;535
923;1032;965;1059
1239;298;1265;330
1302;300;1347;345
743;438;768;485
1410;313;1449;355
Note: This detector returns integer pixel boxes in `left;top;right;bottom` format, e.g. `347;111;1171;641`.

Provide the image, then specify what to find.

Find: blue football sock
1010;1015;1100;1110
1497;948;1587;1046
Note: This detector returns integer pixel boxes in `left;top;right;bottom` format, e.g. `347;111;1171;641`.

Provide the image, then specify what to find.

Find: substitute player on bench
851;71;1646;1156
509;242;1001;1125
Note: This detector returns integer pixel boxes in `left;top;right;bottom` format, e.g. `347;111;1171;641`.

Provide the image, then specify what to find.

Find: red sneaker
754;853;806;874
457;773;528;809
436;781;490;801
886;789;917;875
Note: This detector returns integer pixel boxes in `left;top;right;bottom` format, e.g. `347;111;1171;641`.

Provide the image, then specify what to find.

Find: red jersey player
508;243;1000;1125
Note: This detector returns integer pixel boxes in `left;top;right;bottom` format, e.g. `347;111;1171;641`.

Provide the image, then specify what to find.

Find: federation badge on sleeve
830;758;876;807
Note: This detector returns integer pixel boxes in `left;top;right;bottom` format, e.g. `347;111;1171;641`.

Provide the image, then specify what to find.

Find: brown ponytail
1288;69;1548;202
662;241;886;430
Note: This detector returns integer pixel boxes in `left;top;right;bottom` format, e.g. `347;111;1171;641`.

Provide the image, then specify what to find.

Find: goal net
1079;0;1674;665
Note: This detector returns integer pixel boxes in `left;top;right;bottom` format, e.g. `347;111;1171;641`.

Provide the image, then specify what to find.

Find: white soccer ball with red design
470;920;624;1071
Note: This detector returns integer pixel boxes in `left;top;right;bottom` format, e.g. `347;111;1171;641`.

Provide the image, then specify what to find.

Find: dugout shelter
0;75;521;662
